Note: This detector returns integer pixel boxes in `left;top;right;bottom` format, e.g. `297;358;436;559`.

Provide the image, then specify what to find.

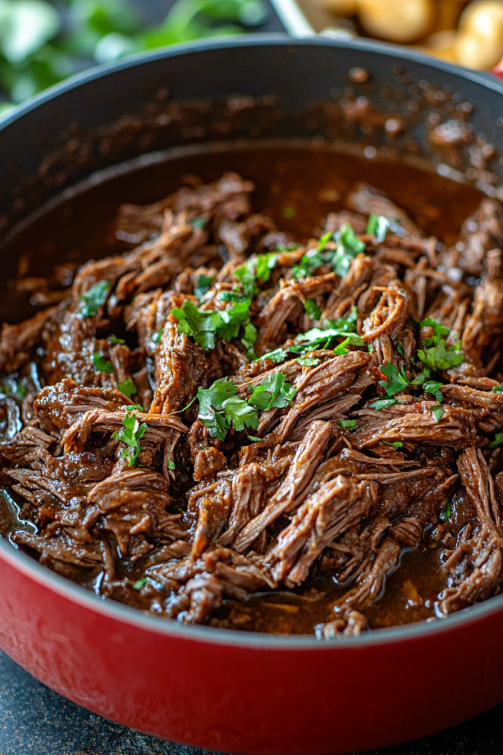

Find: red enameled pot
1;37;503;754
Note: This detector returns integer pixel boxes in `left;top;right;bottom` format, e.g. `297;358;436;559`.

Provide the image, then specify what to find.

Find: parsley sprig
111;411;146;467
78;281;110;318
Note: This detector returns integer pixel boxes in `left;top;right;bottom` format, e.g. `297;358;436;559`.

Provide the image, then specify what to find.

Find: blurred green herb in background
0;0;267;116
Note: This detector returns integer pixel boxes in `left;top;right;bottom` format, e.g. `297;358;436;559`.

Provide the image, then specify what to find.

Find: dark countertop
0;646;502;754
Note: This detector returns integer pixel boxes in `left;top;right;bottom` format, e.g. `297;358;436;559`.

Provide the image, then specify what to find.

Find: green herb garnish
379;362;410;396
297;356;321;367
369;397;398;410
423;381;443;402
416;318;464;375
241;322;257;360
191;217;206;230
133;577;149;590
339;419;356;429
111;411;146;467
93;354;114;373
194;273;215;300
108;335;125;345
78;281;110;318
367;214;390;242
171;297;251;351
382;441;403;448
117;378;137;399
489;432;503;450
248;373;296;411
152;326;163;344
304;299;321;320
430;404;443;423
332;223;366;277
167;459;176;470
492;383;503;394
234;252;279;297
439;501;452;522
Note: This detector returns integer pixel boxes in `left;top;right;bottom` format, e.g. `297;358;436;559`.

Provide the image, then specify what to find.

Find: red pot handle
493;57;503;79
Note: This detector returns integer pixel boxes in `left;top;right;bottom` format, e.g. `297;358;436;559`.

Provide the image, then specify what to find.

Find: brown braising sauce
0;143;485;635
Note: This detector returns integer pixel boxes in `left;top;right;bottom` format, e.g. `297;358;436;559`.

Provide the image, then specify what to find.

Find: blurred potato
422;29;457;62
358;0;435;43
455;0;503;69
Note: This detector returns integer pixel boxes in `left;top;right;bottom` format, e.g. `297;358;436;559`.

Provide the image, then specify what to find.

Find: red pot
1;38;503;753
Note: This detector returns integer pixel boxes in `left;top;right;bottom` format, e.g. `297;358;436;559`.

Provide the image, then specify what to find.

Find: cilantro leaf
423;381;443;402
318;232;333;252
222;396;259;432
216;299;252;342
111;411;146;467
334;337;351;355
152;326;163;344
249;373;296;411
93;354;114;373
369;397;398;410
439;500;452;522
241;322;258;360
171;299;221;350
234;253;279;296
332;223;366;277
194;274;214;300
397;344;404;355
339;419;356;429
133;577;149;590
492;383;503;394
109;335;125;345
304;299;321;320
367;214;390;242
200;407;230;441
379;362;410;396
191;217;206;229
259;347;287;364
383;441;403;448
418;340;464;373
78;280;110;318
420;318;449;346
297;357;321;366
196;379;237;415
247;435;262;442
117;378;137;399
489;432;503;451
167;459;176;470
430;404;443;423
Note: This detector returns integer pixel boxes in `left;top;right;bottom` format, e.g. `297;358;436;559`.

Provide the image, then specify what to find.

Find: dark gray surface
0;646;502;754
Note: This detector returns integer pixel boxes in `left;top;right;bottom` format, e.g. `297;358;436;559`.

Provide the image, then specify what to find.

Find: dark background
1;1;503;753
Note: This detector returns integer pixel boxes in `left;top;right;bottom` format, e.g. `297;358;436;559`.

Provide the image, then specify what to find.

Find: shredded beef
3;169;503;638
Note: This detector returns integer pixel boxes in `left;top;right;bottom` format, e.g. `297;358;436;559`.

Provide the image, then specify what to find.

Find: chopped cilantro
191;217;206;229
171;298;251;351
339;419;356;429
430;404;443;423
222;396;259;433
369;397;398;410
14;385;28;399
439;500;452;522
379;362;410;396
259;347;287;363
368;344;372;352
334;337;351;355
194;274;215;300
397;344;404;355
418;339;464;373
383;441;403;448
93;354;114;373
332;223;366;277
78;280;110;318
241;322;258;360
234;253;279;297
423;381;443;402
488;432;503;451
152;326;163;344
492;383;503;394
167;459;176;470
420;318;449;346
297;356;321;366
111;411;146;467
247;435;262;442
108;335;125;345
283;207;296;218
117;378;137;399
304;299;321;320
133;577;149;590
249;373;296;411
367;214;390;242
